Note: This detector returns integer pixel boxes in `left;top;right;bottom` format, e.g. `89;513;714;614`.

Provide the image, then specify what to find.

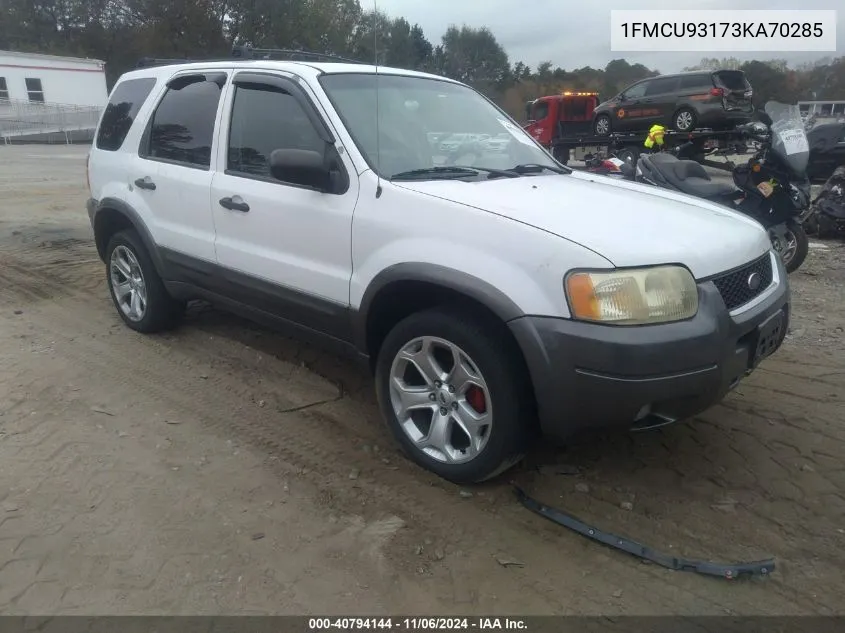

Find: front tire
374;306;532;484
594;114;612;136
105;230;184;333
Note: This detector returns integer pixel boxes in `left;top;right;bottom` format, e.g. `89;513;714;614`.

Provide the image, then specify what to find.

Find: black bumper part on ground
510;253;789;439
514;487;775;580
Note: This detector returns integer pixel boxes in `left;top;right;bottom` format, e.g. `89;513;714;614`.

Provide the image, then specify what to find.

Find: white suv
86;51;790;484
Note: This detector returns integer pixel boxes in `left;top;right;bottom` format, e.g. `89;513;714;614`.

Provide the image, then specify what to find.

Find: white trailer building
0;50;108;106
0;50;108;143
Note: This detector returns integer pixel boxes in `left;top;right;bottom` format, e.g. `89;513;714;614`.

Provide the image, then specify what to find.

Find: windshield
765;100;810;176
319;73;563;180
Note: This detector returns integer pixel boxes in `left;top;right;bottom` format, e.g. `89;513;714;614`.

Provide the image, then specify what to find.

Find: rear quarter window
96;77;157;152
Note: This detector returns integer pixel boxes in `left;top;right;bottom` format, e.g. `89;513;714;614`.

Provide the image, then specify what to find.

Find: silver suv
86;49;789;484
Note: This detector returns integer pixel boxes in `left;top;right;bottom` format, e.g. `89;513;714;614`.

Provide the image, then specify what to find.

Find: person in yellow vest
643;124;666;150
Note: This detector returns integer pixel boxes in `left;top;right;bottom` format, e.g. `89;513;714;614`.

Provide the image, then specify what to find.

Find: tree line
1;0;843;118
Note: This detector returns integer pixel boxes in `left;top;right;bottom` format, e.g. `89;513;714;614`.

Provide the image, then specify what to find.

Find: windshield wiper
390;165;520;181
504;163;570;175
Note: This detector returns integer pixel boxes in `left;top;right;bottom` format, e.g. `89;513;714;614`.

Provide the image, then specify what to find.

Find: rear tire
105;229;185;333
374;306;532;484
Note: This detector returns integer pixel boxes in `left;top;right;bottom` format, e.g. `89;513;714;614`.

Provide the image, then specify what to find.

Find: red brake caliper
466;386;487;413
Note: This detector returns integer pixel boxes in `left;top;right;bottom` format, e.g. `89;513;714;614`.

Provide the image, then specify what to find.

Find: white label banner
610;10;837;52
779;129;810;155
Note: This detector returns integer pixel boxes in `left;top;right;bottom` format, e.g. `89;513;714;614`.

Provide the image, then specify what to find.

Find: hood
393;171;771;279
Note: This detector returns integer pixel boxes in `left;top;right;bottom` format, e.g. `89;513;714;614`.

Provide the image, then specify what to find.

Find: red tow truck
523;91;746;168
524;92;600;160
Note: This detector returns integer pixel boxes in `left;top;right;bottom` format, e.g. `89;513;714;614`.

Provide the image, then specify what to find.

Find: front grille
712;253;773;311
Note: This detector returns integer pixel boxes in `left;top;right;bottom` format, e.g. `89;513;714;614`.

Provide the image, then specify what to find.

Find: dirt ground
1;144;844;616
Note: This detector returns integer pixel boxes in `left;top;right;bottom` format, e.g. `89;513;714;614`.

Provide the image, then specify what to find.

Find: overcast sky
375;0;843;73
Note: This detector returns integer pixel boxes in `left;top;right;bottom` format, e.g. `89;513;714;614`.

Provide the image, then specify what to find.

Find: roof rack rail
134;56;231;69
231;45;365;65
134;46;366;69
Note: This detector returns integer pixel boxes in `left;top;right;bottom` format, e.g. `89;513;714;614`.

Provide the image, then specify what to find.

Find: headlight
565;266;699;325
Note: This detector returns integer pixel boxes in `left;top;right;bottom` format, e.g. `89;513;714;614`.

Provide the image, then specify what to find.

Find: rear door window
143;74;226;168
96;77;157;151
644;76;680;97
678;74;712;91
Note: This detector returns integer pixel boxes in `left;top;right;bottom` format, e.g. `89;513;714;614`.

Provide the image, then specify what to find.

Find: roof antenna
373;0;383;198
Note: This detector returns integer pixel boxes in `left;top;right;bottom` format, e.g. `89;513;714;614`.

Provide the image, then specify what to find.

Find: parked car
592;70;755;136
479;133;512;153
438;132;490;155
87;53;789;484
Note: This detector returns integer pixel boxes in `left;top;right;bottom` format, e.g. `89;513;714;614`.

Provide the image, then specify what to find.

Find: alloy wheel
109;245;147;322
676;111;694;130
388;336;493;464
770;228;798;266
595;117;610;135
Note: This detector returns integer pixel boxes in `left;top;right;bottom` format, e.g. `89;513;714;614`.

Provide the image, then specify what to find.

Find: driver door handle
219;195;250;212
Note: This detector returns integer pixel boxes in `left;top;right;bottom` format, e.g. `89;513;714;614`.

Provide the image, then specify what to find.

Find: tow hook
514;486;775;580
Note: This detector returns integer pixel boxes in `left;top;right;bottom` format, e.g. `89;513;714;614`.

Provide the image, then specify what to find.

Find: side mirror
270;148;331;191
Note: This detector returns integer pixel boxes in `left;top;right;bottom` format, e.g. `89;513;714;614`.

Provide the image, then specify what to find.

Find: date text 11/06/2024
308;618;528;630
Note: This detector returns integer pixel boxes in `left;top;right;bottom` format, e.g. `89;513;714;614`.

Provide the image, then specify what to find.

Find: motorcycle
805;121;845;182
582;154;628;177
624;101;811;273
804;166;845;238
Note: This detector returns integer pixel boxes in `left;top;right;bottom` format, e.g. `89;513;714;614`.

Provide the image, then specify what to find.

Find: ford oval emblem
747;272;762;291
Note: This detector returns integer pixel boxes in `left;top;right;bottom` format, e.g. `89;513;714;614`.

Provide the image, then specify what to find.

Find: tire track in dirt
0;265;58;303
1;238;799;615
3;232;840;614
2;301;655;613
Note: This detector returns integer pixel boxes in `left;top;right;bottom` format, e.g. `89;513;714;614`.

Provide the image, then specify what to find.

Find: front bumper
510;252;790;439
